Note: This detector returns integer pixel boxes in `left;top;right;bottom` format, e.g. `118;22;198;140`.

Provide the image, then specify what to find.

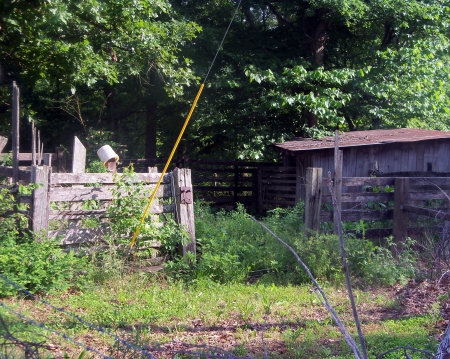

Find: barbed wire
0;302;113;359
0;274;157;359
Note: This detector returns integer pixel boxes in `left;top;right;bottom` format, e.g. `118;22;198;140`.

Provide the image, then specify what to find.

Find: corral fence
0;163;196;258
121;158;296;212
305;167;450;241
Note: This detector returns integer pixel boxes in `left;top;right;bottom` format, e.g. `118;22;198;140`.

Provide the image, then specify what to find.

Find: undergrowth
166;202;419;286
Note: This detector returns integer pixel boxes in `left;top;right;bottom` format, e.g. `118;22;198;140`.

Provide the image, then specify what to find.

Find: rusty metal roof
274;128;450;152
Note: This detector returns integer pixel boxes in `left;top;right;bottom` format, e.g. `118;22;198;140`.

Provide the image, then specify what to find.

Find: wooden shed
274;128;450;200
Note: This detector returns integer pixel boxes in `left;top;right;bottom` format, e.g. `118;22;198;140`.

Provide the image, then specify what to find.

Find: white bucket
97;145;119;166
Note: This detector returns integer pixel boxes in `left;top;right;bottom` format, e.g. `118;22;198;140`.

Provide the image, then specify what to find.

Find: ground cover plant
0;194;449;358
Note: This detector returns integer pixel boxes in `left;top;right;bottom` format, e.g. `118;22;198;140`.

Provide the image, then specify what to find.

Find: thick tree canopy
0;0;199;155
175;0;450;160
1;0;449;161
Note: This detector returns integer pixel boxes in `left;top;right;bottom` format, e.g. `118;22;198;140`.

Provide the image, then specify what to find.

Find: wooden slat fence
305;168;450;239
0;165;195;256
120;158;296;211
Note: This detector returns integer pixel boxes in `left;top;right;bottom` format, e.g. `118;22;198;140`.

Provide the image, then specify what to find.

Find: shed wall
289;138;450;201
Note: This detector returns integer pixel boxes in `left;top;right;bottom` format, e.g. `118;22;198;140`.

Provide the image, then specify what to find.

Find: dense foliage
1;0;449;161
0;186;87;296
166;203;418;286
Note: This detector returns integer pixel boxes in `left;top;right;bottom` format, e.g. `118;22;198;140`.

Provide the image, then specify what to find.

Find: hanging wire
130;0;244;248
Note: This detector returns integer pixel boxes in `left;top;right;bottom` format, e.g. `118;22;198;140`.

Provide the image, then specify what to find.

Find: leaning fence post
305;167;322;238
30;165;50;234
393;177;409;242
12;82;20;184
173;168;196;257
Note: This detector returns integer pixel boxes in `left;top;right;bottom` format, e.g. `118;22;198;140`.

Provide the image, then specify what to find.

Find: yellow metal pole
130;84;205;248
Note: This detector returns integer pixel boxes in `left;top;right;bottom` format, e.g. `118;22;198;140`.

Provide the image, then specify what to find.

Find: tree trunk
304;16;329;131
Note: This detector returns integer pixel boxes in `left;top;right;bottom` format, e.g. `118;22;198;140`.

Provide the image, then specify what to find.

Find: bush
0;186;88;296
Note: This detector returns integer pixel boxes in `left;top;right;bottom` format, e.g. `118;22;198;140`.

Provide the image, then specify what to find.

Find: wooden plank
261;198;296;205
409;192;450;201
340;177;396;187
261;178;296;186
50;184;172;202
305;167;322;237
322;192;394;203
194;185;254;192
0;136;7;153
321;209;393;222
393;178;409;242
401;204;450;221
55;147;67;173
30;165;50;232
410;178;450;186
12;82;19;183
48;204;173;220
416;142;425;171
400;143;409;172
0;153;57;162
173;168;196;257
72;136;86;173
51;172;171;184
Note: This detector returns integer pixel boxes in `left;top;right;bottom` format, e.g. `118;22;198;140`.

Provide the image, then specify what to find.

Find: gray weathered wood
321;209;394;222
55;147;67;173
44;153;52;167
12;82;19;183
72;136;86;173
0;136;7;153
305;167;322;237
173;168;196;257
50;184;172;202
51;172;171;185
322;192;394;203
48;204;174;220
333;144;343;235
401;204;450;221
31;121;36;165
30;165;50;233
393;178;409;242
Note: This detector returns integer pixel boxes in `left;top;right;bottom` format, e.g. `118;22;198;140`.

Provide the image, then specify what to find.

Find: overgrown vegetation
0;186;87;296
166;202;419;287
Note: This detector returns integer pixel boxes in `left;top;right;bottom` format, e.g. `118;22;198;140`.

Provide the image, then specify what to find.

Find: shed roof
274;128;450;152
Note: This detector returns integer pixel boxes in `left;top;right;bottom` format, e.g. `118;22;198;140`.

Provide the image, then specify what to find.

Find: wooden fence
121;158;296;211
0;165;196;257
305;167;450;240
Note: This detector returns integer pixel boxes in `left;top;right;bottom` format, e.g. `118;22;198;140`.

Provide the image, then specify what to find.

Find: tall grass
166;202;419;286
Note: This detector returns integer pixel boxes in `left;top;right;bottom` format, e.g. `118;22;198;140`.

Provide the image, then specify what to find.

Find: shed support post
305;167;322;238
30;165;50;234
393;177;409;242
173;168;196;258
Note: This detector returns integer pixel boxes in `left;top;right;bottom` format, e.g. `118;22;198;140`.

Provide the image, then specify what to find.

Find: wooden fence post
12;82;19;184
305;167;322;237
55;147;67;173
30;165;50;233
173;168;196;257
393;177;409;242
72;136;86;173
333;150;343;235
0;136;7;153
